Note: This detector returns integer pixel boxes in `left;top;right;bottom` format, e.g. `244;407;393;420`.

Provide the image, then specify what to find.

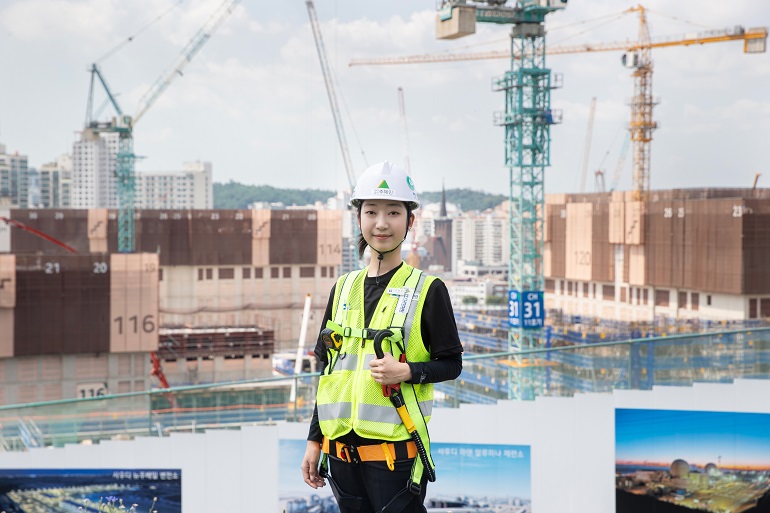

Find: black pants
328;456;428;513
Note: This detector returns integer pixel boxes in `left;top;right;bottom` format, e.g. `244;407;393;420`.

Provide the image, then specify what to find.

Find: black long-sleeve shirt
307;263;463;443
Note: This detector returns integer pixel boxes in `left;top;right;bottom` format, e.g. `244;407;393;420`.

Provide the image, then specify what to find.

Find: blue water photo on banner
0;468;181;513
616;408;770;513
279;440;531;513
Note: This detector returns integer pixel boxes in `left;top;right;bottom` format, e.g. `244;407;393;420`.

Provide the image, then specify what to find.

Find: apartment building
39;154;73;208
451;208;509;272
0;144;30;208
72;127;119;208
135;161;213;210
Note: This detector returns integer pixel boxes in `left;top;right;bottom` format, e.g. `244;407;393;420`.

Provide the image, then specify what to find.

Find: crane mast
579;97;597;193
398;86;420;268
305;0;356;192
397;87;412;176
436;0;565;400
594;170;606;192
610;135;630;192
626;5;655;201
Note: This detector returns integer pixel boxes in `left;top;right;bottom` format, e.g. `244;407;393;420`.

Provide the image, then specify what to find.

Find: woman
301;161;463;513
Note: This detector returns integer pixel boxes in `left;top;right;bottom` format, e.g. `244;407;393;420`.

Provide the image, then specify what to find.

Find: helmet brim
350;198;419;210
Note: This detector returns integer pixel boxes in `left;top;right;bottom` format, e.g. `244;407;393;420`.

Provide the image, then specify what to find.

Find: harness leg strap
380;480;422;513
319;459;372;511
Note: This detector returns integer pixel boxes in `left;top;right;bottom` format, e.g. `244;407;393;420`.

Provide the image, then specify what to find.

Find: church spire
440;179;448;218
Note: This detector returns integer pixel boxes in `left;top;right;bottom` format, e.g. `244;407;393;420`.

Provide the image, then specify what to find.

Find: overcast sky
0;0;768;195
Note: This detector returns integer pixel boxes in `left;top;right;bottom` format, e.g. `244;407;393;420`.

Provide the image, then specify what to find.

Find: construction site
0;0;770;444
0;4;770;513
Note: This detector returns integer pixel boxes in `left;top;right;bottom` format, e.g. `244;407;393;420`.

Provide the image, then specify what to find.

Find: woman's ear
408;212;416;230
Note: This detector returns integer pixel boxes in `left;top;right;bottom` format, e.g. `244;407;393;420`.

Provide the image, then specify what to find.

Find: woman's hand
369;352;412;385
301;440;326;489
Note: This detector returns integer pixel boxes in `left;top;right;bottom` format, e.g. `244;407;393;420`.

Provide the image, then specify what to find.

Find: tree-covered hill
213;181;335;209
419;189;506;212
213;181;506;212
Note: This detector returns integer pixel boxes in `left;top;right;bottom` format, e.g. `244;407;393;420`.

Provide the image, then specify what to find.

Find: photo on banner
279;440;531;513
0;468;181;513
615;408;770;513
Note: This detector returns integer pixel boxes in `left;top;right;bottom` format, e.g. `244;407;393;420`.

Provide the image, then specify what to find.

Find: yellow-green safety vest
317;262;436;442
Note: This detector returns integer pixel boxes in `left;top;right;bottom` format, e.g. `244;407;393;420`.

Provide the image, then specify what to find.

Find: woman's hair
355;202;413;259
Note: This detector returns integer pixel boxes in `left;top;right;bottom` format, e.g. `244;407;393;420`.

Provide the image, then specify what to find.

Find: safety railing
0;326;768;450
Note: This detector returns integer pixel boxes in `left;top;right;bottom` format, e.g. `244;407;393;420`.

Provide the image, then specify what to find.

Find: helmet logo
406;176;415;191
378;180;390;189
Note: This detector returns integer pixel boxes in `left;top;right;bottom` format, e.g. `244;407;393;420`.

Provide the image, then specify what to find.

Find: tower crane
610;135;631;192
428;0;566;400
350;7;768;201
626;5;653;201
579;97;597;194
398;86;421;268
397;87;412;176
85;0;241;253
306;0;362;273
594;170;606;193
305;0;356;193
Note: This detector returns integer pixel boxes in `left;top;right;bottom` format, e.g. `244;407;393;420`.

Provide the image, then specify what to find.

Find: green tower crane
84;0;241;253
437;0;565;400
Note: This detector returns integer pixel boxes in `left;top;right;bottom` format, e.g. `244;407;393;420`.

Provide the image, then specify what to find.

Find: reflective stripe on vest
357;400;434;425
334;354;359;372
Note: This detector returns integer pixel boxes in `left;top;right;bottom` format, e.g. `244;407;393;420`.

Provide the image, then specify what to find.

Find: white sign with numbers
76;382;108;399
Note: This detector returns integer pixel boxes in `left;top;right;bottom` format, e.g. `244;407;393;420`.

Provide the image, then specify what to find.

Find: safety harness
318;267;435;513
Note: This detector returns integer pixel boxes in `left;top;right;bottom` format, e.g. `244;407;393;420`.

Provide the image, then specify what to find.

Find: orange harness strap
322;437;417;464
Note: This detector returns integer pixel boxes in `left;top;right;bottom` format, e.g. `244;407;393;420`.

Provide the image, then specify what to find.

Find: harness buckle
339;444;360;464
407;481;421;495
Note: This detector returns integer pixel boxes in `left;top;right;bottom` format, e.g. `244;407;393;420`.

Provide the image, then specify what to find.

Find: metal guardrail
0;326;767;450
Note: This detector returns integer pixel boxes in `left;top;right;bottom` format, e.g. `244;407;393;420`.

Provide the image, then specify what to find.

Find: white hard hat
350;161;420;209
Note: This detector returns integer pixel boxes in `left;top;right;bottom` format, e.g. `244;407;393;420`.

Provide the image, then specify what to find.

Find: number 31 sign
508;290;544;329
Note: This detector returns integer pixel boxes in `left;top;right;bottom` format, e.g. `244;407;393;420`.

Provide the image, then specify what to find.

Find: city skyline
0;1;768;196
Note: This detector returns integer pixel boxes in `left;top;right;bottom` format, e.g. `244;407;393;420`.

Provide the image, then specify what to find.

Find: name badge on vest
389;288;413;315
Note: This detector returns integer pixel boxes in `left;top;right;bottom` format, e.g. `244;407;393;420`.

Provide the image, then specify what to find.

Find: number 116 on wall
508;290;544;329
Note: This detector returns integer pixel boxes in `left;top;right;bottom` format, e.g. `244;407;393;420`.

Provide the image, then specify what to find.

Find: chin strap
371;236;406;285
367;210;413;285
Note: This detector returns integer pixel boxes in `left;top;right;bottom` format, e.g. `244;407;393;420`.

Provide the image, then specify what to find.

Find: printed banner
0;468;182;513
616;408;770;513
279;440;531;513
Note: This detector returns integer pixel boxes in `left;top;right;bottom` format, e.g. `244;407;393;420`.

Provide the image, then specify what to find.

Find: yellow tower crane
349;7;768;201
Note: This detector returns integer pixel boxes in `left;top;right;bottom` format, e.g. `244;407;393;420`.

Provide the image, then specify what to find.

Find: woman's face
358;199;412;255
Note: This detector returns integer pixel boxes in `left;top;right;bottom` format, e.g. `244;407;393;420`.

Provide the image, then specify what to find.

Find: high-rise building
73;124;213;211
39;155;73;208
72;127;119;208
451;207;510;272
135;161;213;209
0;144;31;208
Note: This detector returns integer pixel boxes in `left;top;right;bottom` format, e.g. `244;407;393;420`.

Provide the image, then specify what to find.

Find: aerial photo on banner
615;408;770;513
0;468;182;513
